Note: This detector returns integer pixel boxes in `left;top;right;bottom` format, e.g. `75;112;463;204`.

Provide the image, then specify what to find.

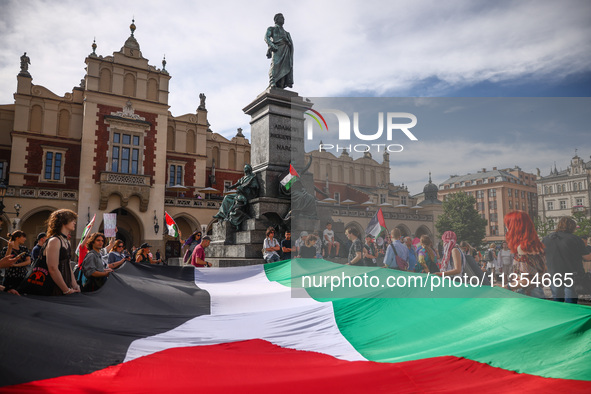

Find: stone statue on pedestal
19;52;31;76
213;164;259;228
265;13;293;89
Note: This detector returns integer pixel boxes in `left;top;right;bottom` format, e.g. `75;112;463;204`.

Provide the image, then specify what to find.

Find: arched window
212;147;220;168
57;109;70;137
99;68;112;92
349;167;355;184
167;126;175;151
123;73;136;97
244;151;251;166
338;166;344;182
30;105;43;132
147;78;158;101
186;130;195;154
325;164;332;181
229;149;236;170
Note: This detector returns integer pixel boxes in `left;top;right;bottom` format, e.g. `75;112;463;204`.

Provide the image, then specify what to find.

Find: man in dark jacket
543;217;591;303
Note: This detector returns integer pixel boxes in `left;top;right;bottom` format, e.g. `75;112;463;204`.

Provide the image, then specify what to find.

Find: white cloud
0;0;590;141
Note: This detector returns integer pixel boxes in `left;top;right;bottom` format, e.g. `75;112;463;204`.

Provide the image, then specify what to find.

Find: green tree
534;216;555;238
573;212;591;237
435;192;487;247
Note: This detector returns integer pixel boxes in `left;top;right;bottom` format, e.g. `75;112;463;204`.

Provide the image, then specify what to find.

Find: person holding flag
165;212;182;240
365;208;387;239
76;214;96;267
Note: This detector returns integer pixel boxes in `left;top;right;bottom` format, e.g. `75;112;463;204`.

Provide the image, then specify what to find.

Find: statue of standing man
19;52;31;77
265;13;293;89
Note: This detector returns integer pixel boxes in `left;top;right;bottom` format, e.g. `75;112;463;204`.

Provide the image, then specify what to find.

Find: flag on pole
280;164;300;191
165;211;179;238
76;214;96;256
365;208;387;237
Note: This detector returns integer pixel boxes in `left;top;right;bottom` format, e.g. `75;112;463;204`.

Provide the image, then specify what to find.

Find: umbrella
320;197;337;204
341;199;357;206
198;187;221;194
361;200;375;206
167;184;189;192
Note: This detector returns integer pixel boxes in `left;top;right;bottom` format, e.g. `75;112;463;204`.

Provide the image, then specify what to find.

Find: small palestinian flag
280;164;300;191
366;208;387;238
76;214;96;256
165;212;179;238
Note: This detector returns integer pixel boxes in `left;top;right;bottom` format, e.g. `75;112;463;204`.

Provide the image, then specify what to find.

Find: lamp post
153;210;160;234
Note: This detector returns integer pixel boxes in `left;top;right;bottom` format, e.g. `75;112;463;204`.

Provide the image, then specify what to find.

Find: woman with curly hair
45;209;80;295
504;211;546;298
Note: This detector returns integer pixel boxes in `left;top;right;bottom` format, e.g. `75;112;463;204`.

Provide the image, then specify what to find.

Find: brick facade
24;137;81;189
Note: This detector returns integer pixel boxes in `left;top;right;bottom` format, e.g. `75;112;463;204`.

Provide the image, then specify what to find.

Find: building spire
130;18;136;37
91;38;97;56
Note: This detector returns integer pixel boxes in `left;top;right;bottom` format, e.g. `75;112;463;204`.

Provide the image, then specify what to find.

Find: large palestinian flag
1;259;591;392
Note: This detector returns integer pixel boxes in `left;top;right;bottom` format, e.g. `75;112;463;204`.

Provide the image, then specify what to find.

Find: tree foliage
573;212;591;237
534;216;555;238
435;192;487;247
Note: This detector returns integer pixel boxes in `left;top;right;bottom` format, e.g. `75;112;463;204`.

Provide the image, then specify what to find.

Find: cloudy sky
1;0;590;194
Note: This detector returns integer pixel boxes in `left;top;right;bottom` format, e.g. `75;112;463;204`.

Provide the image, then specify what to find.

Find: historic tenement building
438;167;538;242
306;149;442;242
536;153;591;223
0;23;249;253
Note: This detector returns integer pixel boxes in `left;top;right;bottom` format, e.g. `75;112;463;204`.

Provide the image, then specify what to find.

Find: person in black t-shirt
345;227;363;265
281;231;293;260
363;234;378;266
543;217;591;303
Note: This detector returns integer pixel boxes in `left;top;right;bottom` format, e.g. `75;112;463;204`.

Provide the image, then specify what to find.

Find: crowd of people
264;212;591;304
3;209;591;303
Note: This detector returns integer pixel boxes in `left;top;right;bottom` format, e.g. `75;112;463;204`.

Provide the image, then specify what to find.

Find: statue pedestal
207;88;313;267
208;198;291;267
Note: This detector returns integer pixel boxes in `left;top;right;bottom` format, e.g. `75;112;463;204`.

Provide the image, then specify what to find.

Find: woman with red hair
503;210;546;298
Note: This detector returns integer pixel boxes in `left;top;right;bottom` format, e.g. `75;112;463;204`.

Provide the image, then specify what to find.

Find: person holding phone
107;239;128;270
1;231;31;291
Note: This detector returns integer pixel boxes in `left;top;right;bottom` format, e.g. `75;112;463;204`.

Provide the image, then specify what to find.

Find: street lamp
153;210;160;234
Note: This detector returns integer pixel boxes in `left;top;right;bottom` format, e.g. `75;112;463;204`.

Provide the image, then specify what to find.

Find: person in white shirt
263;227;280;263
323;222;340;258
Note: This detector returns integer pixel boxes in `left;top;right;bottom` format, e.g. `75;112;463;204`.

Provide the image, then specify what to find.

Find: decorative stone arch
18;206;57;249
395;224;412;238
344;221;364;239
57;107;70;137
172;213;200;237
99;67;112;92
212;146;220;168
146;76;158;101
99;189;149;213
98;207;144;250
123;73;136;97
229;148;236;170
244;150;251;167
167;126;175;151
186;129;196;154
30;104;43;132
415;225;432;240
